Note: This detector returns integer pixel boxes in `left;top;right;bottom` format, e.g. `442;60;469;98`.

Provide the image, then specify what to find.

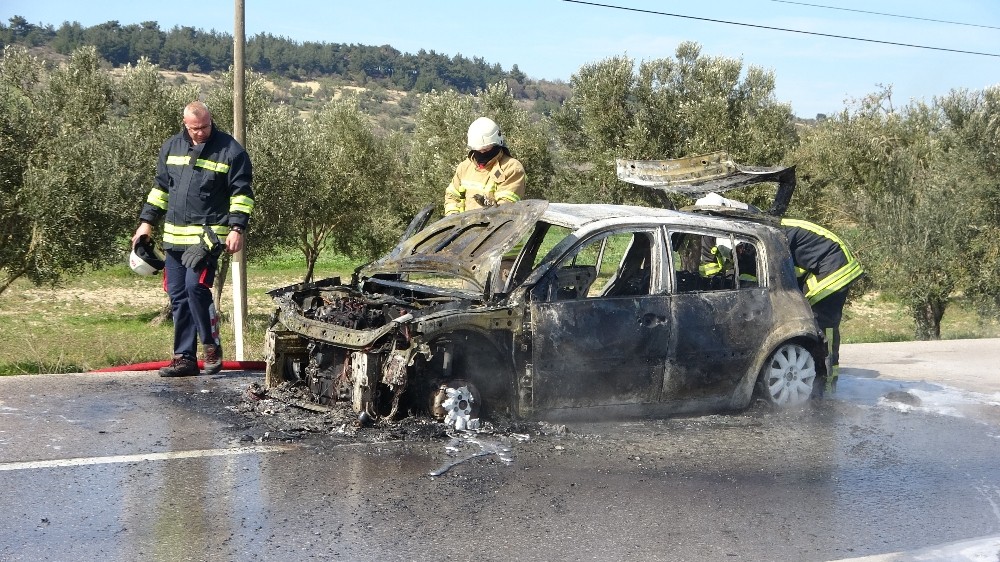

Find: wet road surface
1;345;999;562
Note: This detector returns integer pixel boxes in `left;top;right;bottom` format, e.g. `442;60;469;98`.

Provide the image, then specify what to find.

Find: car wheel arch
417;327;518;417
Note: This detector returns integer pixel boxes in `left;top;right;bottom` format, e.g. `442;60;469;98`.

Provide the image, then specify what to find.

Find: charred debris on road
228;379;568;444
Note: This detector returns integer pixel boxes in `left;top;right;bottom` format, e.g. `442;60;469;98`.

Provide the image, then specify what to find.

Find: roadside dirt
16;283;168;309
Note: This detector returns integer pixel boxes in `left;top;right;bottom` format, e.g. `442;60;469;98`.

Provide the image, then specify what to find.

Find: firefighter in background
694;192;761;278
693;193;863;393
444;117;526;215
781;218;864;393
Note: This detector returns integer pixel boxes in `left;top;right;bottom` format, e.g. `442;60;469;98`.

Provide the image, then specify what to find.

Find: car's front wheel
430;380;481;430
757;342;818;407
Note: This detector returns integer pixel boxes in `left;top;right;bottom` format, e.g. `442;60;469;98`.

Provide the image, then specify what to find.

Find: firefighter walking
131;101;255;378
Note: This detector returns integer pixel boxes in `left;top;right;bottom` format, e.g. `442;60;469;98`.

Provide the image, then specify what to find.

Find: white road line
833;534;1000;561
0;444;297;471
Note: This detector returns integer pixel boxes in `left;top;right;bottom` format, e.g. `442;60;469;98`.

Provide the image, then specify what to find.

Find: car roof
542;203;683;229
542;202;778;235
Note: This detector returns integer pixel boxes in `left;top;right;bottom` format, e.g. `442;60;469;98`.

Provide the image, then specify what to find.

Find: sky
3;0;1000;117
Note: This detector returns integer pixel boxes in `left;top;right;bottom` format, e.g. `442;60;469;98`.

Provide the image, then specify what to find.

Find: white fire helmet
695;192;752;210
466;117;505;151
129;234;165;276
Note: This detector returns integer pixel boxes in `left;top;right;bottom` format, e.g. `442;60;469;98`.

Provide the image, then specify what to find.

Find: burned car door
663;229;772;403
528;228;669;411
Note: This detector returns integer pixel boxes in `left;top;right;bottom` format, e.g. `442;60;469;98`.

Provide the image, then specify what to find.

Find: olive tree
792;88;989;339
933;87;1000;319
0;46;41;294
550;54;635;204
550;42;796;208
0;46;188;296
267;97;404;283
0;46;198;296
243;104;314;264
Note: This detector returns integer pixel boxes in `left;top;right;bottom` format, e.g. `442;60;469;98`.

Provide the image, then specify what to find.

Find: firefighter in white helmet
444;117;526;215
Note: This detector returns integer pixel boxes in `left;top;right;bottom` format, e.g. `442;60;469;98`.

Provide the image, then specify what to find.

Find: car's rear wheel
757;342;817;407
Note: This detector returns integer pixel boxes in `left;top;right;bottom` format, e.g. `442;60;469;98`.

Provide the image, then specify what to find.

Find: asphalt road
0;339;998;562
840;337;1000;393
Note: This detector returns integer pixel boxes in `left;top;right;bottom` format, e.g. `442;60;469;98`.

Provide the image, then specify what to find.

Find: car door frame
527;225;671;414
661;226;774;409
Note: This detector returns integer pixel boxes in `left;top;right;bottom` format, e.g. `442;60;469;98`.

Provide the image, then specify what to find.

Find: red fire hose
91;360;266;373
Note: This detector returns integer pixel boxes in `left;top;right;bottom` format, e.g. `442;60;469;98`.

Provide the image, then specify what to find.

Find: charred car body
266;192;828;426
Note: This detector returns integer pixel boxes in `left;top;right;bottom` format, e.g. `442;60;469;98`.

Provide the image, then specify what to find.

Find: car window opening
546;230;655;301
671;231;762;293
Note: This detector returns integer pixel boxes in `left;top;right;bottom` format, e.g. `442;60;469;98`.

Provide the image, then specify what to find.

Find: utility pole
232;0;248;360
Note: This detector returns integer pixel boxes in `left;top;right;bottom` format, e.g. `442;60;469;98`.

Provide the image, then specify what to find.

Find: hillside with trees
2;15;999;341
0;15;571;114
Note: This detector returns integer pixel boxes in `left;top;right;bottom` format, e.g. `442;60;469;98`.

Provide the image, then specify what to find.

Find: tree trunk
912;297;945;340
151;295;172;326
304;254;317;285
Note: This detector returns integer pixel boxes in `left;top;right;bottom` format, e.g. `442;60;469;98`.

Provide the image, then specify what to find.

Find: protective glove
180;226;224;270
472;194;497;208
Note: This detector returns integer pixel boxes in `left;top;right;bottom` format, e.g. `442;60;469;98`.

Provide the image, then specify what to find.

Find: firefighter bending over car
694;193;863;394
444;117;526;215
780;218;863;393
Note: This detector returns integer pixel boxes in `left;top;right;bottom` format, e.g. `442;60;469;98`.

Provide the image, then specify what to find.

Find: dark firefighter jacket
139;122;254;250
780;218;863;305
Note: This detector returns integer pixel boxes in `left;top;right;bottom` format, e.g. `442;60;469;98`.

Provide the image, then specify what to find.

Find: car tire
757;341;817;407
430;380;482;430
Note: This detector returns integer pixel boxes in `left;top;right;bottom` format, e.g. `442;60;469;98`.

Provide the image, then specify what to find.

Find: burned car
266;197;827;427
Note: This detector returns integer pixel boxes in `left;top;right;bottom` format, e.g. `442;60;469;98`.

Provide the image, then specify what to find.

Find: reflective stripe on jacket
444;152;525;215
780;218;863;305
139;123;254;249
698;245;731;277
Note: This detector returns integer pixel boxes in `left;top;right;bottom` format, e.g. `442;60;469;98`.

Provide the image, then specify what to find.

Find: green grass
2;249;999;374
840;292;1000;343
0;249;363;375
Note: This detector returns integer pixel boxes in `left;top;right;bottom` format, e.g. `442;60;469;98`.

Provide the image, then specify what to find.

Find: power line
561;0;1000;58
767;0;1000;32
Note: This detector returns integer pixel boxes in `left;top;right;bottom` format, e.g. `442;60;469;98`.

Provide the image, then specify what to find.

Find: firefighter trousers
812;288;849;391
164;250;220;361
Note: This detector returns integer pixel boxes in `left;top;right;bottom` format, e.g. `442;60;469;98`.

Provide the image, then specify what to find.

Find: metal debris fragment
429;436;514;477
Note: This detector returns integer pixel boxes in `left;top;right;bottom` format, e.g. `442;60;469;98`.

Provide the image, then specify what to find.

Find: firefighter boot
159;355;199;377
203;344;223;376
825;364;839;394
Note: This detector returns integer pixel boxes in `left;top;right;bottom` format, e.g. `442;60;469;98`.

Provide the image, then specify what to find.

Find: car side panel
530;296;670;409
662;288;774;405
